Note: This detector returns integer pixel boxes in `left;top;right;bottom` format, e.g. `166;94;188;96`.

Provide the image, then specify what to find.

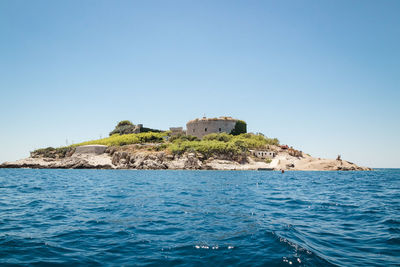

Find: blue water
0;169;399;266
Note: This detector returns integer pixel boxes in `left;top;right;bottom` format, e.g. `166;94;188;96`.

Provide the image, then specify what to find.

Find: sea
0;169;399;266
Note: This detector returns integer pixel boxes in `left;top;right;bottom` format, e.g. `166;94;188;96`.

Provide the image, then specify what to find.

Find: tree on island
109;120;136;136
230;120;247;135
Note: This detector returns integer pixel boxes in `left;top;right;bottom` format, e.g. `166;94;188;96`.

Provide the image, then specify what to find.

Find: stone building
169;127;184;136
249;150;275;159
186;116;238;139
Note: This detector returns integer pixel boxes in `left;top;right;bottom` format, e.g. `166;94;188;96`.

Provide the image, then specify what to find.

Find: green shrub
231;133;268;149
168;140;242;158
169;134;199;142
140;127;162;133
33;147;55;154
32;146;72;158
167;132;278;159
265;158;272;164
109;124;137;136
110;120;136;136
155;143;168;151
230;120;247;135
72;132;168;147
117;120;133;127
109;121;163;136
266;138;279;146
203;133;233;142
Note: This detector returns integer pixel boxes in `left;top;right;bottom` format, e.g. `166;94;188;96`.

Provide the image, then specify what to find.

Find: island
0;117;371;171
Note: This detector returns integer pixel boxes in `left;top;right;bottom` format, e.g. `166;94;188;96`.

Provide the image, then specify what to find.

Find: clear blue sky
0;0;399;168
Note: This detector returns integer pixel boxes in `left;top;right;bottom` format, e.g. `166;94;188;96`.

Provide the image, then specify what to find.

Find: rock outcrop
74;145;107;155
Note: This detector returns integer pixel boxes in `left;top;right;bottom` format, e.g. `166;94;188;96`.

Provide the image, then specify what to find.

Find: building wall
186;118;237;139
169;127;184;136
250;150;275;159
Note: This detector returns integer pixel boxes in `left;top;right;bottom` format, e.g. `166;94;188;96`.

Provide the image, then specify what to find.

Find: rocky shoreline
0;145;371;171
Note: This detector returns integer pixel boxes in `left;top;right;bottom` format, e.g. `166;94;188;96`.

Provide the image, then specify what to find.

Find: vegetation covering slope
169;133;278;158
109;120;162;136
32;132;279;160
74;132;167;147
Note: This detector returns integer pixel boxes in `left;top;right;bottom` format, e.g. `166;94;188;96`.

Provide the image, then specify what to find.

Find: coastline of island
0;137;371;171
0;118;371;171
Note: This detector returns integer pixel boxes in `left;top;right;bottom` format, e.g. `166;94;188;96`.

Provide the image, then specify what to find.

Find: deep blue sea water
0;169;399;266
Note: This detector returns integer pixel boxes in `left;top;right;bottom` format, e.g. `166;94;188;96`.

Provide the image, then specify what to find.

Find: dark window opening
205;128;207;132
219;128;221;132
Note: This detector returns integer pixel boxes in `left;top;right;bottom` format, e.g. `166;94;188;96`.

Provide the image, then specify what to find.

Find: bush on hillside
109;120;163;136
230;120;247;135
168;132;279;159
168;140;243;158
169;133;199;142
117;120;133;127
140;127;163;133
267;138;280;146
73;132;168;147
32;146;73;158
203;133;233;142
109;120;136;136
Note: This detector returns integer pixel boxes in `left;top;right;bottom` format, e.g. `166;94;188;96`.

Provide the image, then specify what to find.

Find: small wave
52;229;87;239
388;227;400;234
85;219;108;225
194;244;233;250
267;231;336;266
31;186;42;191
49;214;68;221
269;231;312;254
387;237;400;245
286;199;310;206
25;199;44;207
318;202;358;208
382;219;400;225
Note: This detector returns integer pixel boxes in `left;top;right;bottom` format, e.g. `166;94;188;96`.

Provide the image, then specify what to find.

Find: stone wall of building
169;127;184;136
186;117;237;139
250;150;275;159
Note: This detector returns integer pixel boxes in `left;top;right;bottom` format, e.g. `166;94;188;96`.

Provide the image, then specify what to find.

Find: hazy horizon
1;0;399;168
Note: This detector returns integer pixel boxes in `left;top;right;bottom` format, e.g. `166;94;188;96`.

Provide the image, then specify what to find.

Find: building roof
187;116;238;124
